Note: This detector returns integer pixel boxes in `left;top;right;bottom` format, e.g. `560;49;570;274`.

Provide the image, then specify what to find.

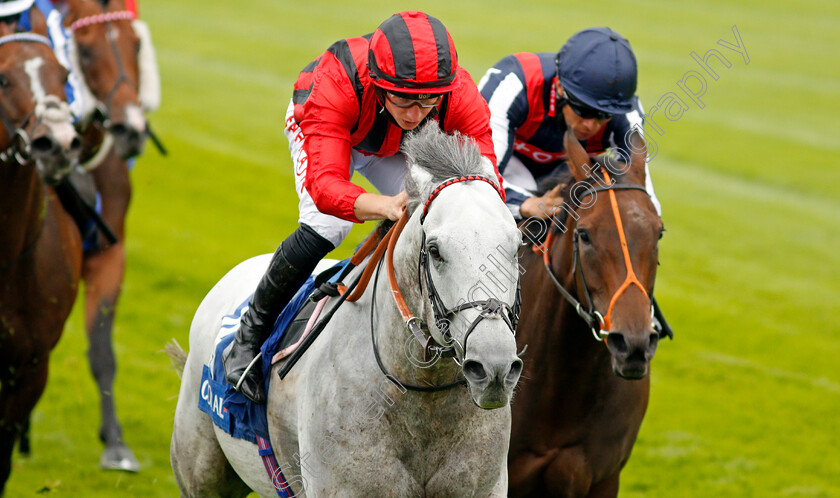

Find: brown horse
59;0;155;471
0;21;83;494
508;130;666;497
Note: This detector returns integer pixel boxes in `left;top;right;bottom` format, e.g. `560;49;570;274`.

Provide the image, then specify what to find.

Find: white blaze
24;57;45;104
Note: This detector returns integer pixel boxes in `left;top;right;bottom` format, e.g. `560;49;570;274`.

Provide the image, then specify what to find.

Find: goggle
563;90;613;121
385;92;443;109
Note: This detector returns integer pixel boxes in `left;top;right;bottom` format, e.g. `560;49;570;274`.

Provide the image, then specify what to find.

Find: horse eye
428;245;443;261
0;75;9;89
78;45;93;60
658;228;666;240
577;229;591;243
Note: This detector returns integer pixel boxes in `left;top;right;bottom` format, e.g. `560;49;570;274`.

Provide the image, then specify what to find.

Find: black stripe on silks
292;86;312;105
300;56;321;74
437;93;450;130
355;111;389;155
426;13;452;79
327;40;364;98
381;14;416;81
327;39;365;129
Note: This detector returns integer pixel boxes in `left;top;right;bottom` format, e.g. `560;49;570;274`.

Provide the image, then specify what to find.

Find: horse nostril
648;333;659;351
31;135;56;155
110;123;129;137
463;360;488;382
606;332;628;354
506;359;523;383
68;136;82;155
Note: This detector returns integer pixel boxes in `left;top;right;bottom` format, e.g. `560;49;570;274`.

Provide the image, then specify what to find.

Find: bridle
540;168;656;341
0;33;53;166
70;9;167;158
70;9;138;126
371;175;521;392
0;34;55;272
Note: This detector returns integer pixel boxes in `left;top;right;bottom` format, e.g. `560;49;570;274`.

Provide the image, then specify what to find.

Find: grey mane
402;122;496;213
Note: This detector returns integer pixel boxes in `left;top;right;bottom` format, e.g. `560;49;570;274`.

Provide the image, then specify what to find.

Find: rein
368;175;519;392
0;34;53;166
71;11;137;120
70;9;167;157
538;169;651;341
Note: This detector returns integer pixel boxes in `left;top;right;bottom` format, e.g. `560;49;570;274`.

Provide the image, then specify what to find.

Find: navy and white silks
479;52;661;219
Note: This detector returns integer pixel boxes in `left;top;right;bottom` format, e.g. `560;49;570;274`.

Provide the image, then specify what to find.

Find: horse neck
0;163;45;264
521;233;612;380
371;214;464;389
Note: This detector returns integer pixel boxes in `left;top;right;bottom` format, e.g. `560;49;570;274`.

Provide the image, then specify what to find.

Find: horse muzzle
31;126;82;185
605;330;659;380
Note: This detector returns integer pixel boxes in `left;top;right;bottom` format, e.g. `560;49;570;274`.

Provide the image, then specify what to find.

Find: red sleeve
300;54;367;223
443;69;505;200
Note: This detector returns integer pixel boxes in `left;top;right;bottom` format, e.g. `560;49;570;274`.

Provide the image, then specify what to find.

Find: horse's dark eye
658;228;666;240
78;44;93;61
0;75;9;89
577;230;591;243
428;245;442;261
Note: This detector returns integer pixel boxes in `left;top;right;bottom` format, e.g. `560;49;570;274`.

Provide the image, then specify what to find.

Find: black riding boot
223;225;334;403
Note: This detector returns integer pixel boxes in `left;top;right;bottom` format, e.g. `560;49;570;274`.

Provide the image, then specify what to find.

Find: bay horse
0;26;83;494
171;124;524;497
57;0;159;471
507;130;665;497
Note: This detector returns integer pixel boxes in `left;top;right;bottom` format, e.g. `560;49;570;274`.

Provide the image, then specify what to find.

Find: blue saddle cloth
198;259;347;443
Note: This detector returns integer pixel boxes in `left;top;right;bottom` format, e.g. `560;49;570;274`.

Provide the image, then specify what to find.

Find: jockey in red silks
478;27;661;220
223;11;500;404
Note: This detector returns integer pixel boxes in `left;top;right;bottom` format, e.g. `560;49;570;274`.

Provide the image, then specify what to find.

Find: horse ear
63;0;83;25
627;130;648;184
107;0;127;12
27;6;49;37
563;129;592;183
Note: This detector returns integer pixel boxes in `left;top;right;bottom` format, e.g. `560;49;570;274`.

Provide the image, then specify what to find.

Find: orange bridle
538;169;650;341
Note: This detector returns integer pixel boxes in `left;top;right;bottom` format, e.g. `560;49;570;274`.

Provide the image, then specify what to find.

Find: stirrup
233;352;262;392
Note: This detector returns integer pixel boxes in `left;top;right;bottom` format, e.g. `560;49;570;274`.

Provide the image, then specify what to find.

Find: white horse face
417;178;523;409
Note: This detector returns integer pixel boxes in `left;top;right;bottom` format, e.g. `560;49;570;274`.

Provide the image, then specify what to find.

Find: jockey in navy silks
478;27;661;220
222;11;501;404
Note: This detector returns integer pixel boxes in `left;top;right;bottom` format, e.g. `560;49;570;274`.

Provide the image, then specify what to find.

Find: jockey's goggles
385;92;443;109
563;89;613;121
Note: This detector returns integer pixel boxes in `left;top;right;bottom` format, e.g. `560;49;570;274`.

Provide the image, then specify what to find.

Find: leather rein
538;168;655;341
349;175;521;392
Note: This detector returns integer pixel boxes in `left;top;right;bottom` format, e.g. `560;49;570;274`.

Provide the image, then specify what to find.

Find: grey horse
171;124;523;497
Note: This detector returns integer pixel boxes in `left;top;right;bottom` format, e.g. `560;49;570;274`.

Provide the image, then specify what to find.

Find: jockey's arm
301;71;371;223
353;191;408;221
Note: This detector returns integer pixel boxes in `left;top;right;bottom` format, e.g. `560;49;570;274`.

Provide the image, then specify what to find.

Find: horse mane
401;122;496;214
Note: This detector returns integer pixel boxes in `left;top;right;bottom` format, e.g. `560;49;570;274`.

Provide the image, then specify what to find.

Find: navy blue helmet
556;27;638;115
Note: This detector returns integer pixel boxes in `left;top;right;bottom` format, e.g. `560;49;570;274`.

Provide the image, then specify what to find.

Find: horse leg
84;154;137;471
171;354;250;497
0;358;50;494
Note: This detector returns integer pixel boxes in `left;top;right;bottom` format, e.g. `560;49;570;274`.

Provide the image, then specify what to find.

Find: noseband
372;175;521;392
0;34;53;166
540;169;653;341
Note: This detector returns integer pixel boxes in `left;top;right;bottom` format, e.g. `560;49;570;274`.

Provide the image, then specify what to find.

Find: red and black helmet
368;11;459;95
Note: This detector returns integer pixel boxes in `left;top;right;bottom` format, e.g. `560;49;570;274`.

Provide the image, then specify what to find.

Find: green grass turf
5;0;839;495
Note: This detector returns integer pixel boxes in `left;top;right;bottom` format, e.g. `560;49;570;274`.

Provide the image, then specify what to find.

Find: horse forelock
537;154;640;236
402;122;497;215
